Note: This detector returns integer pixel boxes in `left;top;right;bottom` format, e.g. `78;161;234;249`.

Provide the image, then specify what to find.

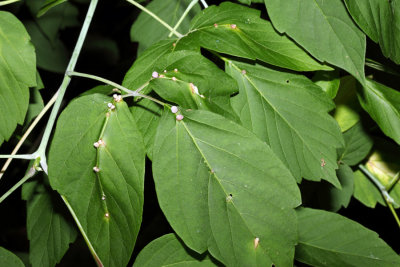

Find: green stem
68;71;136;95
168;0;198;38
0;0;19;6
36;0;99;172
60;195;104;267
359;164;400;229
135;93;168;107
125;0;183;38
0;166;36;204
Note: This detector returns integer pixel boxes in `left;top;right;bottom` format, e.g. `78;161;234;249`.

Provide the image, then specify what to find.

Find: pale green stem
60;195;104;267
36;0;99;173
199;0;208;8
134;82;149;93
125;0;183;38
359;164;400;229
67;71;136;95
0;154;36;159
0;91;58;181
0;0;19;6
168;0;198;38
0;166;36;204
127;92;168;107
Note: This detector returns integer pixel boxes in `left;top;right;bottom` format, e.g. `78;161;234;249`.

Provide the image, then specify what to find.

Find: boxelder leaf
130;98;162;160
296;207;400;266
22;178;77;267
357;79;400;145
0;247;24;267
227;60;343;188
38;0;68;17
48;94;145;267
338;122;373;166
153;109;301;266
123;39;177;94
178;2;330;72
150;50;238;120
0;11;36;146
312;70;340;99
353;170;386;208
133;234;219;267
344;0;400;64
264;0;366;84
131;0;201;55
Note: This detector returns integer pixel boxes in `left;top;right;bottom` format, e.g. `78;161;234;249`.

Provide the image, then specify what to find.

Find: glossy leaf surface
344;0;400;64
153;109;301;266
296;208;400;266
228;61;343;187
0;11;36;146
179;2;331;71
265;0;366;83
133;234;219;267
48;94;145;267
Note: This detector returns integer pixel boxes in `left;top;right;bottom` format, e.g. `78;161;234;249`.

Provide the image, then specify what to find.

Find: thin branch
0;0;19;6
0;154;36;159
35;0;99;173
67;71;136;95
0;91;58;181
125;0;183;38
359;164;400;229
199;0;208;8
0;166;36;204
168;0;198;38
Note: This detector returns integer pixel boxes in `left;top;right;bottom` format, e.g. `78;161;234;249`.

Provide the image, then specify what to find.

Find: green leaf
338;122;373;166
131;0;201;55
333;76;362;132
264;0;366;84
357;79;400;145
133;234;219;267
179;2;331;72
0;11;36;146
227;60;343;187
312;70;340;99
344;0;400;64
150;50;238;120
131;98;162;160
38;0;68;17
353;170;386;208
316;164;354;212
24;21;69;73
123;39;177;93
153;109;301;266
24;87;44;129
22;178;77;267
48;94;145;267
80;85;115;97
0;247;24;267
296;207;400;266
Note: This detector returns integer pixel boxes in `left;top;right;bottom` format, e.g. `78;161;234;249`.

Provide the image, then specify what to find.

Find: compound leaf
0;11;36;146
133;234;219;267
153;109;301;266
178;2;331;72
265;0;366;84
48;94;145;267
228;61;343;187
296;208;400;266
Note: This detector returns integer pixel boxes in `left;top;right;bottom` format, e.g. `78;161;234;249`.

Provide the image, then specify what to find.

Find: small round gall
241;69;247;75
176;114;184;121
214;23;218;28
105;213;110;218
226;194;233;202
159;74;165;78
172;43;176;47
163;70;167;73
230;24;237;29
93;166;100;173
174;68;178;72
97;139;105;146
93;142;100;148
254;237;260;249
108;103;116;110
112;88;120;92
152;71;159;78
172;77;177;81
101;195;106;201
171;106;178;114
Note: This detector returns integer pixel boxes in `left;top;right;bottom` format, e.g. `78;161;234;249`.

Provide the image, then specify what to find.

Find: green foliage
1;0;400;266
